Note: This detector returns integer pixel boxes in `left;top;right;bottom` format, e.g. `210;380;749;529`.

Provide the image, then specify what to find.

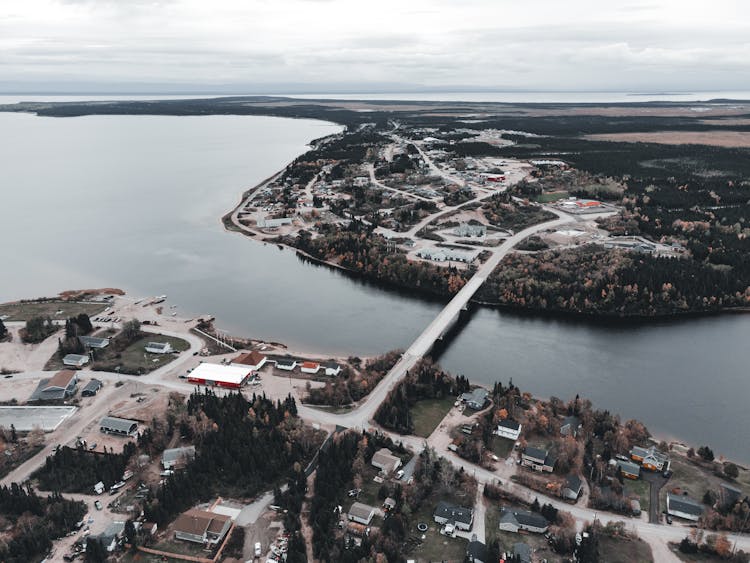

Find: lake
0;111;747;462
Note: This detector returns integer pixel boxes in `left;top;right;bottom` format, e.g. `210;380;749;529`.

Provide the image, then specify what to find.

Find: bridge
301;209;574;427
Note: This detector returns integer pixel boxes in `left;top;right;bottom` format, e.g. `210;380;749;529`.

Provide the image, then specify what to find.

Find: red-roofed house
300;361;320;374
231;351;267;371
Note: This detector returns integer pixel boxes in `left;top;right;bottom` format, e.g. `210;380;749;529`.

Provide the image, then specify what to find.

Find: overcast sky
2;0;749;93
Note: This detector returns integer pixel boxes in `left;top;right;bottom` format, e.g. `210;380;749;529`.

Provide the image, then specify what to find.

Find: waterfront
0;111;748;462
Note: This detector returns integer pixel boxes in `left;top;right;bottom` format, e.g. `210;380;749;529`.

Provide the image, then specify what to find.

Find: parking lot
0;405;77;431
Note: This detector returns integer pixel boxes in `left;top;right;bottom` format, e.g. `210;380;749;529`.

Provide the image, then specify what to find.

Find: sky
1;0;749;93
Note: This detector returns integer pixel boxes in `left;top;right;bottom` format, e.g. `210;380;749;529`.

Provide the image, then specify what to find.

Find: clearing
0;300;106;322
410;397;455;438
584;131;750;148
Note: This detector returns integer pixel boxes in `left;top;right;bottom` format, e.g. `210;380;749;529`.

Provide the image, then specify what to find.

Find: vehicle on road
255;542;262;557
94;501;102;510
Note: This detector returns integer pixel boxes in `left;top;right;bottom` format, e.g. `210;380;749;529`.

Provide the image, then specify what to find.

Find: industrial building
100;416;139;436
187;363;252;389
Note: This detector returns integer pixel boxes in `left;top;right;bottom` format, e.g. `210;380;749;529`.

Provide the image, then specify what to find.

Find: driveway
642;471;670;523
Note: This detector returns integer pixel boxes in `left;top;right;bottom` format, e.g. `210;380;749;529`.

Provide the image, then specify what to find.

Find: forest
0;483;86;563
143;390;319;526
374;360;470;434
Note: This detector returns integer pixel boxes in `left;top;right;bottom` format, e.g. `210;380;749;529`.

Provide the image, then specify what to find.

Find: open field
662;455;750;510
534;191;570;203
410;397;455;438
584;130;750;148
0;300;106;322
599;536;653;562
91;334;190;374
409;500;468;562
489;436;515;459
625;478;652;514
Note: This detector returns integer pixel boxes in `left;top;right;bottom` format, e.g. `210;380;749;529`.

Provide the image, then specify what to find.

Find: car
662;469;673;478
666;515;673;524
254;542;262;557
4;374;12;379
396;470;405;480
89;443;96;450
94;501;102;511
178;375;187;379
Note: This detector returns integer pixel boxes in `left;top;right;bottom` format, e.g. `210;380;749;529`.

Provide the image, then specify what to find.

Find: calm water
0;111;748;462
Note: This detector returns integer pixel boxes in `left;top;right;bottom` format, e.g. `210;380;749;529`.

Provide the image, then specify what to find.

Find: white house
348;502;376;525
145;342;173;354
323;362;341;376
494;419;522;441
371;448;402;474
162;446;196;470
63;354;89;368
275;358;297;371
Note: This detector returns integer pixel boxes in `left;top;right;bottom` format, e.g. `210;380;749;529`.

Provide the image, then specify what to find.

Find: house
323;361;341;376
275;358;297;371
560;415;581;437
521;446;556;473
174;508;232;545
383;497;396;511
348;502;376;525
616;459;641;480
563;475;583;501
81;379;103;397
188;363;252;389
29;370;78;401
494;419;522;441
433;501;474;531
63;353;89;368
461;388;489;410
666;493;704;521
79;335;110;349
498;508;548;534
100;416;138;436
719;483;743;511
300;361;320;374
98;521;126;552
512;542;532;563
145;341;173;354
371;448;402;474
466;536;488;563
162;446;196;470
630;445;670;471
232;351;267;371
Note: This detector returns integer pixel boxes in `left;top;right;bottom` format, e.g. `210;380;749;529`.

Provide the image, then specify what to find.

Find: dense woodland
33;442;136;493
20;316;57;344
0;483;86;563
287;220;468;296
480;192;557;231
143;390;318;526
374;360;470;434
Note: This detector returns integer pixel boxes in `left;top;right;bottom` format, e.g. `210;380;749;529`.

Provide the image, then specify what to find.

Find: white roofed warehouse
187;363;252;389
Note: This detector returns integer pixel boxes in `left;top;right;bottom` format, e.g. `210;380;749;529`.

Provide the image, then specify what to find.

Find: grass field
90;334;190;375
0;300;106;322
410;397;454;437
490;436;515;460
599;536;653;563
624;478;651;514
408;496;468;562
534;191;570;203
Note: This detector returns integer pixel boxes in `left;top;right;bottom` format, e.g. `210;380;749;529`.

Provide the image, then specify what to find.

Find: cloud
1;0;749;92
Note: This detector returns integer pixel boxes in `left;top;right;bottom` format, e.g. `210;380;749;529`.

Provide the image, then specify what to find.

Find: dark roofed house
433;501;474;531
29;370;78;401
275;358;297;371
466;535;488;563
563;474;583;501
82;379;103;397
79;335;110;349
232;351;267;370
100;416;138;436
162;446;196;469
495;419;522;441
174;509;231;545
719;483;743;510
498;507;548;534
323;361;341;376
63;353;89;368
667;493;704;521
617;459;641;480
513;542;532;563
461;388;489;410
560;415;581;437
521;446;556;473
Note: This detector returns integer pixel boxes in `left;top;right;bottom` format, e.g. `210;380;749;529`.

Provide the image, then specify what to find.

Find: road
366;163;432;202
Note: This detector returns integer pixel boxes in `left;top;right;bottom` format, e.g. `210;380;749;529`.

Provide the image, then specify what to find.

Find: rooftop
233;351;266;366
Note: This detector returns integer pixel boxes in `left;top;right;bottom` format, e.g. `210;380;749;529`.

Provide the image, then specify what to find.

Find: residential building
563;475;583;501
97;521;126;552
79;335;110;349
232;351;267;371
29;370;78;401
498;508;548;534
174;509;232;545
512;542;532;563
719;483;743;511
323;361;341;376
494;419;522;441
454;223;487;238
100;416;138;436
521;446;556;473
275;358;297;371
348;502;376;525
461;388;489;410
560;415;581;437
300;361;320;374
81;379;103;397
616;459;641;480
145;341;173;354
433;501;474;531
63;353;89;368
666;493;704;521
371;448;402;474
466;536;488;563
630;445;670;471
188;363;252;389
162;446;196;470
